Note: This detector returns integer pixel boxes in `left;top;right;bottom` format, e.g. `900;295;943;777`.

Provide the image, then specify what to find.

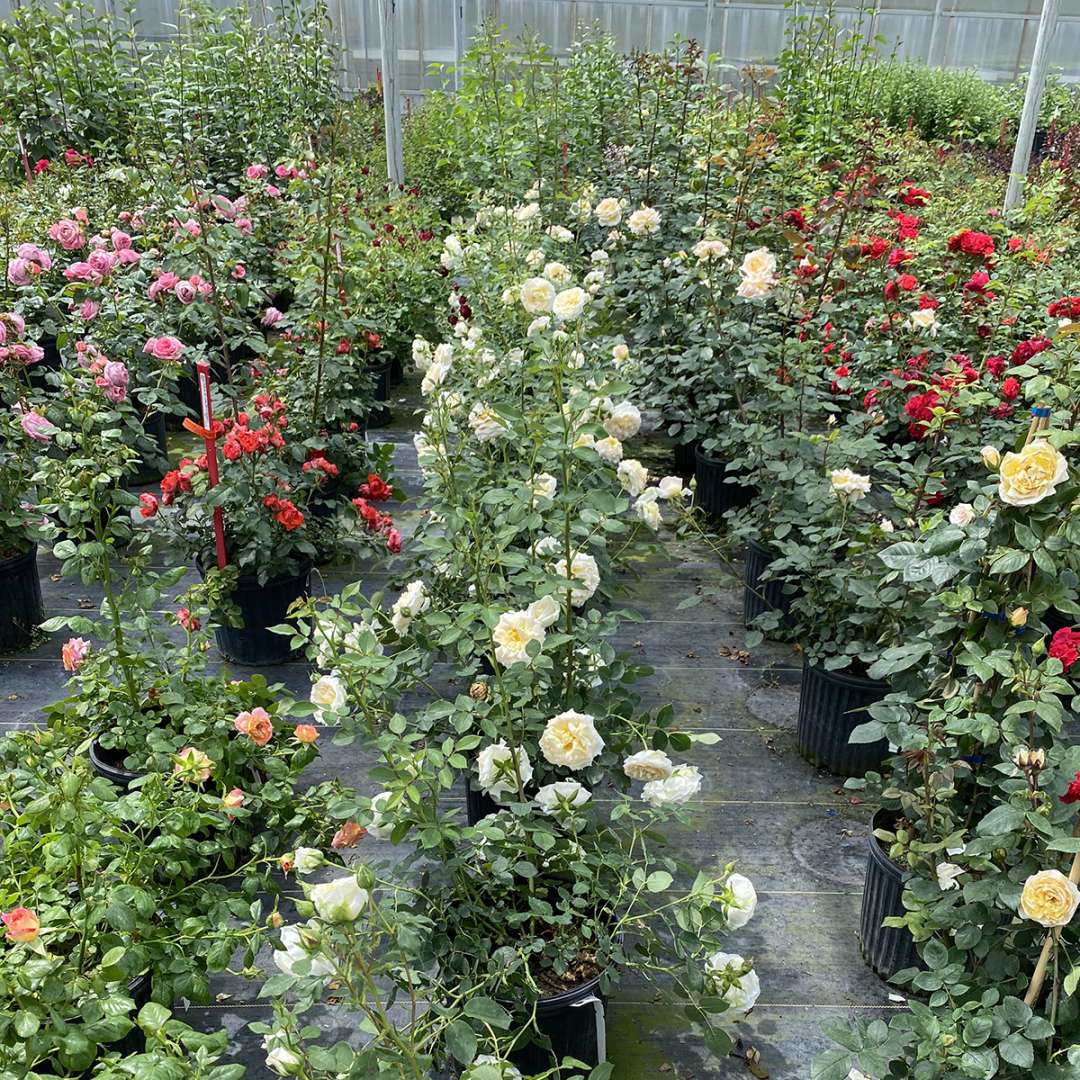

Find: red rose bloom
1049;627;1080;670
900;184;931;207
1047;297;1080;320
947;229;995;260
985;355;1006;377
139;493;159;518
1062;771;1080;804
1000;376;1020;400
904;389;941;439
358;474;392;501
1010;337;1051;365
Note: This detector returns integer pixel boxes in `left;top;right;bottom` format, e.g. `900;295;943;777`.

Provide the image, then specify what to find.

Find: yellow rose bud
981;445;1001;469
1019;869;1080;927
1008;607;1029;627
469;681;489;701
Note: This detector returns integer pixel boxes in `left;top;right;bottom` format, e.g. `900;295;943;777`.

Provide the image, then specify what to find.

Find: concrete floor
0;390;904;1078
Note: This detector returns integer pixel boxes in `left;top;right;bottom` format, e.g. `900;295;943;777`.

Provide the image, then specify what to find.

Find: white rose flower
829;468;871;503
543;261;572;286
443;233;463;259
583;269;606;292
741;247;776;279
526;316;551;337
527;593;561;628
879;518;895;533
293;847;323;874
421;357;451;395
623;749;673;781
627;205;661;236
476;740;533;798
272;924;334;977
594;436;624;465
539;710;605;769
535;780;591;815
704;952;760;1015
533;535;561;557
311;875;369;923
617;459;649;497
547;224;573;242
594;197;622;227
468;402;508;442
723;873;758;929
391;579;430;635
520;276;556;314
936;862;964;891
603;401;642;441
367;790;395;839
635;497;663;530
525;247;545;269
552;287;588;321
693;238;729;261
573;432;596;450
411;337;433;372
500;286;519;306
514;202;540;223
531;473;557;499
266;1046;304;1076
909;307;940;335
310;674;347;722
554;552;601;606
591;249;610;264
948;503;976;527
736;273;774;300
657;476;685;499
642;764;702;807
492;609;546;667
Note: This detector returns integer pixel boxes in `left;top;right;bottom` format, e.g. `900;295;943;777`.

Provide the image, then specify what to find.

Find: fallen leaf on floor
888;993;906;1002
50;574;61;582
745;1044;770;1078
78;598;93;609
686;650;698;658
214;993;232;1003
6;694;18;701
718;645;750;664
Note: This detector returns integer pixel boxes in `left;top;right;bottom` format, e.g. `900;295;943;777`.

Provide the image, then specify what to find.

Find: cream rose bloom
909;308;940;335
628;205;661;236
525;247;545;269
539;710;605;769
594;436;624;465
366;791;395;839
623;749;673;781
573;432;596;450
611;343;629;366
411;337;433;372
543;261;572;286
657;476;685;499
998;440;1069;507
1019;869;1080;927
535;780;591;815
594;197;622;227
554;552;601;606
476;740;533;798
694;238;729;261
520;276;556;314
468;402;508;442
603;402;642;441
642;764;702;807
531;473;557;499
737;274;774;300
514;202;540;223
635;497;662;530
391;579;430;635
981;445;1001;468
533;535;561;557
547;224;573;242
830;468;871;503
617;459;649;497
527;594;561;629
705;952;760;1014
310;674;347;722
741;247;776;279
492;609;546;667
552;287;588;321
273;924;334;977
723;873;758;929
421;357;451;396
311;876;369;923
526;316;551;337
948;502;975;526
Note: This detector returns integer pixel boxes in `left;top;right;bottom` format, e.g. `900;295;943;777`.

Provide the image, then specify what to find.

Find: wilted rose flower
331;821;366;849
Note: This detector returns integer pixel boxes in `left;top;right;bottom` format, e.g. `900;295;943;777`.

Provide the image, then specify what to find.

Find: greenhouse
2;0;1080;1077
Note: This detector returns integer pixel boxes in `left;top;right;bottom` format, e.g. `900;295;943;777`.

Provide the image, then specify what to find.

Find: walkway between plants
0;395;901;1079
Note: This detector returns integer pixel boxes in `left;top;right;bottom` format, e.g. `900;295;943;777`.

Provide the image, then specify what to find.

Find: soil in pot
796;657;888;777
0;543;45;652
694;445;757;523
743;538;798;632
860;808;922;981
205;560;312;666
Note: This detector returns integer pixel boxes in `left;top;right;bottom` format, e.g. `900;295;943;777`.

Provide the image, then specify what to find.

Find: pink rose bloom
48;219;85;251
103;385;126;403
261;307;283;327
181;218;201;237
130;211;145;231
7;259;32;286
174;280;197;304
102;360;129;387
0;322;6;345
265;185;281;198
231;264;246;280
111;229;132;251
148;271;180;300
143;336;184;361
16;244;51;270
79;300;100;321
20;411;53;442
86;248;118;276
212;195;236;221
10;343;43;365
63;262;101;284
116;248;140;265
274;164;290;179
192;276;213;297
245;164;268;180
5;313;25;336
72;206;89;225
235;218;253;235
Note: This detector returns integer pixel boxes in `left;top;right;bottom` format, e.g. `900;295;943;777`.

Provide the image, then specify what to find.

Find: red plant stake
181;361;227;569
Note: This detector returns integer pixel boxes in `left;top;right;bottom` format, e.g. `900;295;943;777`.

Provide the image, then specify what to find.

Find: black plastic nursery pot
506;974;606;1075
28;335;63;392
464;777;500;825
390;353;405;385
0;543;45;652
860;809;921;981
128;412;170;486
88;739;143;790
693;445;756;522
743;538;797;630
795;657;888;777
671;438;699;480
208;560;312;666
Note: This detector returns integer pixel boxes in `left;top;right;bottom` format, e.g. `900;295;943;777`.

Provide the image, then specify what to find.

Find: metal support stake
378;0;403;185
1004;0;1059;214
453;0;465;91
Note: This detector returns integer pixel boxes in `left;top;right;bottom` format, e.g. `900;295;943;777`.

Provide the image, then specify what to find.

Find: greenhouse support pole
453;0;465;91
1003;0;1060;214
378;0;404;186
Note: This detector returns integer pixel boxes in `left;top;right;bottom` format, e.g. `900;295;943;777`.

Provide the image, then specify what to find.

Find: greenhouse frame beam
1003;0;1060;213
378;0;404;185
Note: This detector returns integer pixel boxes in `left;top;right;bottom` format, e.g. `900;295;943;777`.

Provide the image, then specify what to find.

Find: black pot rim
868;807;906;880
745;536;777;560
198;557;313;590
89;738;143;787
527;970;604;1011
0;540;37;573
694;444;729;468
802;655;887;692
